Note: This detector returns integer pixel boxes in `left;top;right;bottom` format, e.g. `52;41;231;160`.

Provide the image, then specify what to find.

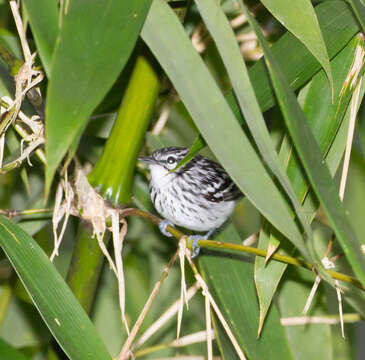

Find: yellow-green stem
88;49;160;205
121;208;365;291
0;283;12;325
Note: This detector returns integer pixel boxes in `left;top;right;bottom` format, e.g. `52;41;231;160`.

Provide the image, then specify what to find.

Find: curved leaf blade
23;0;59;77
278;267;333;360
348;0;365;32
142;0;309;259
180;0;359;168
194;0;312;251
255;36;365;333
200;224;294;360
45;0;152;194
240;1;365;286
0;216;112;360
260;0;333;92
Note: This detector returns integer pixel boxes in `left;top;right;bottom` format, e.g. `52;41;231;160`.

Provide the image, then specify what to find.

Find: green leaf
278;266;333;360
255;35;365;333
348;0;365;32
199;224;293;359
0;338;30;360
194;0;312;252
142;0;309;260
0;216;112;360
260;0;333;92
45;0;152;195
88;52;160;205
240;1;365;285
180;0;360;166
23;0;59;77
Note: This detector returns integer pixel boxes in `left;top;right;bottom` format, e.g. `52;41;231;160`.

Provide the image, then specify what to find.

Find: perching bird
139;147;242;256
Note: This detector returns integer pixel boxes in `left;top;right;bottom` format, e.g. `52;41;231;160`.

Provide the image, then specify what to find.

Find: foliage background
0;0;364;359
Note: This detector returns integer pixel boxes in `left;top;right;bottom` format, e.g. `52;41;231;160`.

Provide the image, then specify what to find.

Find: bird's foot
159;219;175;237
187;235;202;258
188;229;216;258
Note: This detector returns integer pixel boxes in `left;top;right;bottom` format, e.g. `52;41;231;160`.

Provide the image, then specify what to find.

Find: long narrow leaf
194;0;312;252
0;216;112;360
178;0;360;168
260;0;333;91
45;0;152;195
348;0;365;32
240;0;365;286
200;224;293;360
142;0;309;259
23;0;59;77
255;36;365;332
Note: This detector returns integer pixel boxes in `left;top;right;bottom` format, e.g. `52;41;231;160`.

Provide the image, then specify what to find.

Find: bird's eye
166;156;176;164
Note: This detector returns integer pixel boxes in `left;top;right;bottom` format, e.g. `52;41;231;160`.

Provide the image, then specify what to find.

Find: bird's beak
138;156;156;164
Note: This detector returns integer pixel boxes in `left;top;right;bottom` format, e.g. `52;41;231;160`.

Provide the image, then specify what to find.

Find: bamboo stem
120;208;365;292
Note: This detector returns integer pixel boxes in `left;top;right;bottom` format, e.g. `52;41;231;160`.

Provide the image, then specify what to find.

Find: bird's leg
159;219;175;237
205;228;216;240
188;228;216;258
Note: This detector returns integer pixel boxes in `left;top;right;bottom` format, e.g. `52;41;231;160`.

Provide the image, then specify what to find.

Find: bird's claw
159;219;175;237
187;229;215;258
187;235;202;258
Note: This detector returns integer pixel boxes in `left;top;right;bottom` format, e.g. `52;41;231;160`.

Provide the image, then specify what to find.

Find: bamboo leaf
240;1;365;286
255;36;365;334
178;0;360;167
200;224;293;359
88;52;160;205
45;0;152;195
260;0;333;92
278;266;332;360
194;0;312;255
0;216;112;360
0;338;30;360
142;0;309;259
23;0;59;77
348;0;365;32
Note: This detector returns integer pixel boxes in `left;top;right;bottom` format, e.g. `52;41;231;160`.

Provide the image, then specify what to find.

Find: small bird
139;147;242;256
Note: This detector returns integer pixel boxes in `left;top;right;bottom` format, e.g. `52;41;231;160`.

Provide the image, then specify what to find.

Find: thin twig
0;208;52;218
117;249;180;360
134;282;200;349
186;253;247;360
0;283;12;325
135;330;215;358
205;296;213;360
281;313;361;326
339;78;363;199
120;208;365;291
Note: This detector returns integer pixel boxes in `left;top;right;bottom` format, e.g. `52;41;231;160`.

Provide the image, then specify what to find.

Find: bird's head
138;147;189;181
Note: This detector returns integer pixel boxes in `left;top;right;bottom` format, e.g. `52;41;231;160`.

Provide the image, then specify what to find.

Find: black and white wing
190;156;242;203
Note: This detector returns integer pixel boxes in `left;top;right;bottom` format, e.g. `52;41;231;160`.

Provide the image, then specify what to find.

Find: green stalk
66;224;110;313
121;208;365;292
0;283;12;325
88;49;160;205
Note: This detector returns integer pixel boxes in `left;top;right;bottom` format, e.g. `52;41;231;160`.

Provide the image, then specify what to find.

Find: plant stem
66;224;110;313
120;208;365;292
117;249;180;360
0;208;52;218
0;283;12;325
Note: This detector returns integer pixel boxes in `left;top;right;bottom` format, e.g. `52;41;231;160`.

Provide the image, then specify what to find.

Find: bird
139;146;242;256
